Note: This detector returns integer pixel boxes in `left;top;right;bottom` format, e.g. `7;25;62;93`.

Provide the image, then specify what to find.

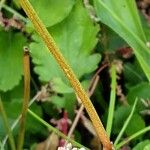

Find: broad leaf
30;0;101;91
51;94;76;117
0;82;23;137
94;0;150;82
113;105;130;134
144;144;150;150
0;31;26;91
113;105;145;136
140;13;150;41
125;114;145;136
127;82;150;111
0;82;43;138
51;78;73;94
29;0;75;27
133;140;150;150
100;25;127;52
124;61;147;88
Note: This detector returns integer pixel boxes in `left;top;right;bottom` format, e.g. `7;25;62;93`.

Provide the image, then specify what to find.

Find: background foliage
0;0;150;149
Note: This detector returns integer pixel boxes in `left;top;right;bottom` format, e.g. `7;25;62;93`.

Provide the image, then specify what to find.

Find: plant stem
67;75;100;140
2;64;108;147
114;98;138;146
2;92;41;147
19;0;112;149
106;64;117;138
115;126;150;149
27;109;89;150
0;97;16;150
1;4;27;22
17;48;30;150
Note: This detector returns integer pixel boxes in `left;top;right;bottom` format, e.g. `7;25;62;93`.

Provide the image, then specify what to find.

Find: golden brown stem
17;47;30;150
19;0;112;149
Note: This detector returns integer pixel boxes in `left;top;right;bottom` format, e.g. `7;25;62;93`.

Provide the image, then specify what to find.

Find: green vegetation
0;0;150;149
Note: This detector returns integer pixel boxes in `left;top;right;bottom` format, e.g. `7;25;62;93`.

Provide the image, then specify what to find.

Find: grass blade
94;0;150;82
106;64;117;137
27;109;89;150
115;126;150;149
114;98;138;146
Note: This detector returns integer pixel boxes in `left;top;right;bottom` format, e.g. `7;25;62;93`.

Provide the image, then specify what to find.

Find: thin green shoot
114;98;138;146
0;4;27;22
115;125;150;149
106;64;117;137
27;109;90;150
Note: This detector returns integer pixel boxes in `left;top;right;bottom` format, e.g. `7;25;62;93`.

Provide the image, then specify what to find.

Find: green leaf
0;82;23;138
140;13;150;41
51;78;73;94
0;117;15;138
0;81;44;142
127;82;150;111
125;114;145;136
100;25;127;51
0;82;23;121
133;140;150;150
144;144;150;150
0;31;26;91
51;94;76;118
51;96;66;109
30;0;101;91
94;0;150;82
113;105;130;134
29;0;75;27
26;103;43;135
13;0;21;8
124;60;147;88
113;105;145;136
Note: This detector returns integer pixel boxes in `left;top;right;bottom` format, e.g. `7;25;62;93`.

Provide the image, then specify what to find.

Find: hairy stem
67;75;99;139
19;0;112;149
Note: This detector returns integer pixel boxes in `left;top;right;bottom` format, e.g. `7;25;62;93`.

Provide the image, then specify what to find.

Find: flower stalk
17;47;30;150
19;0;112;149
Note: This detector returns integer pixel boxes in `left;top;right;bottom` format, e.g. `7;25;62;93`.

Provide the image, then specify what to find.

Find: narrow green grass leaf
94;0;150;82
106;64;117;137
115;126;150;149
27;109;90;150
114;98;138;146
